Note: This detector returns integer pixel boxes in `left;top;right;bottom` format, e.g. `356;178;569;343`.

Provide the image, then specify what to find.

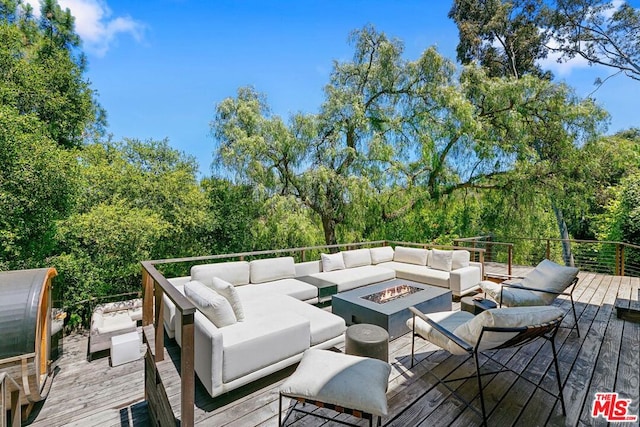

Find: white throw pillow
211;277;245;321
184;280;237;327
249;257;296;284
342;249;372;268
369;246;394;264
393;246;429;266
431;249;454;272
452;250;470;270
454;306;564;352
321;253;345;272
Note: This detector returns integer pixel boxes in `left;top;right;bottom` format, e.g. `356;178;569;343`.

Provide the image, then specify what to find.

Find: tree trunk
321;215;338;250
552;202;574;266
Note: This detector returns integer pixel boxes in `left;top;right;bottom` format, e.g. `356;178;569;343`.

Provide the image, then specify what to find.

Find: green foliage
0;106;79;268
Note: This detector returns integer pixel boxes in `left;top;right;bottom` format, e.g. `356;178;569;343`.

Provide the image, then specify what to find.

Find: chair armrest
409;307;473;353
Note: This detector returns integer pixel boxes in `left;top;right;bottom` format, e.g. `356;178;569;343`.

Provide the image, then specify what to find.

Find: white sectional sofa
161;245;482;398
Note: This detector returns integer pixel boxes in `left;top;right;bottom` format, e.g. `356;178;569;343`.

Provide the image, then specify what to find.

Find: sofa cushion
310;265;395;292
212;277;245;321
242;294;346;346
184;280;237;327
378;261;450;288
370;246;394;264
191;261;250;287
452;250;470;270
431;249;453;272
221;311;310;383
321;253;345;272
342;249;372;268
236;279;318;302
250;257;296;284
393;246;429;266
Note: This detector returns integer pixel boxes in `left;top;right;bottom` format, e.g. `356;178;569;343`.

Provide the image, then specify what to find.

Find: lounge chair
479;259;580;336
407;305;566;426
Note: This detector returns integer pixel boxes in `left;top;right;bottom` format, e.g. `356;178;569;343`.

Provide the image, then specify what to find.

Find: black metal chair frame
408;307;566;426
278;392;381;427
496;276;580;336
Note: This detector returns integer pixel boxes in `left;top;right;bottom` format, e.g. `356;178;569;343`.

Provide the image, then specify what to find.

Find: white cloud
24;0;144;57
537;37;590;76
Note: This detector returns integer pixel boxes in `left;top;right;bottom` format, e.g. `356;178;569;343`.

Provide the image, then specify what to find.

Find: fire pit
361;284;422;304
332;279;452;340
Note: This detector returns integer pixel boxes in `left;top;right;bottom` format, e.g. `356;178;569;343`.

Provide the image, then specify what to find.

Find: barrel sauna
0;268;60;417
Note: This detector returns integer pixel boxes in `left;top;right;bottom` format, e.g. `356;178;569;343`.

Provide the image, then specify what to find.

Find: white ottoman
110;331;140;367
279;349;391;427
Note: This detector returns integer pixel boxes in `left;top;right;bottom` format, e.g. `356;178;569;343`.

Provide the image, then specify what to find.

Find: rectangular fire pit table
331;279;452;340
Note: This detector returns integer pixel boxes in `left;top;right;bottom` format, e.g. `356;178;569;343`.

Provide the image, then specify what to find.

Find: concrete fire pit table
331;279;452;340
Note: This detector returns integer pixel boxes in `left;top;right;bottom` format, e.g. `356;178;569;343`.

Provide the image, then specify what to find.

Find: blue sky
37;0;640;176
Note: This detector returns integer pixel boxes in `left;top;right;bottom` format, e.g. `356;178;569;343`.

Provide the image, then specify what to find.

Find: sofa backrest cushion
453;306;564;352
342;249;372;268
452;250;470;270
191;261;250;287
369;246;394;265
522;259;579;293
431;249;454;272
184;280;237;327
250;257;296;284
321;253;345;272
394;246;429;266
211;277;245;321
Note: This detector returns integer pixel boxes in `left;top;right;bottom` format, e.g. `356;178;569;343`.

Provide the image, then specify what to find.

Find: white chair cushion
342;248;372;268
280;349;391;416
393;246;429;266
191;261;250;286
211;277;245;321
321;252;345;272
249;257;296;284
452;250;470;270
370;246;394;264
406;310;474;355
522;259;579;296
479;280;549;306
454;306;564;352
431;249;454;272
184;280;237;327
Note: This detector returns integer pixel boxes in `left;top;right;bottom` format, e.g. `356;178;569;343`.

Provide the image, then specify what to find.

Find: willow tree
211;26;606;246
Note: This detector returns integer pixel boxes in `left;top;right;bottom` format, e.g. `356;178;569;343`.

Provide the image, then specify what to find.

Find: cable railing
454;236;640;277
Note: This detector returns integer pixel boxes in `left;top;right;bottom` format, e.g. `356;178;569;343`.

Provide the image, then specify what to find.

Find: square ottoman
110;331;140;367
279;349;391;427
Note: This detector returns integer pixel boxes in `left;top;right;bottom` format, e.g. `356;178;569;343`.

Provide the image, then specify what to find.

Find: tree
449;0;551;79
548;1;640;82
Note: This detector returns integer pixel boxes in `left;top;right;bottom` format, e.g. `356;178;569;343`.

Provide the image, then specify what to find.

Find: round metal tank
0;267;58;407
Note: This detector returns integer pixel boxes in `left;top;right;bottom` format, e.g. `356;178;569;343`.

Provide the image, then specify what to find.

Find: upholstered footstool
279;349;391;427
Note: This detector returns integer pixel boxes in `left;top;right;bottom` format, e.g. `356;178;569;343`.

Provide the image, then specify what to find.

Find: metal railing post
546;239;551;260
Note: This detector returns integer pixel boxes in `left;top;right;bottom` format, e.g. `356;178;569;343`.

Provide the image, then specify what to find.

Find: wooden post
620;244;625;276
142;268;154;327
546;240;551;260
154;285;165;363
181;312;195;427
615;244;621;276
508;245;513;276
10;389;20;427
301;249;306;262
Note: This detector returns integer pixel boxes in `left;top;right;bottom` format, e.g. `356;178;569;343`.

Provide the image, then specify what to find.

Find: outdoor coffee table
332;279;451;340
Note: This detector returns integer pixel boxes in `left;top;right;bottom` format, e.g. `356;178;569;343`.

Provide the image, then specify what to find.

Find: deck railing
0;372;22;427
453;236;640;277
141;240;485;426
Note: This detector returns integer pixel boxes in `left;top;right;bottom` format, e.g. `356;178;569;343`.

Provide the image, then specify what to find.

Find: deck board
22;271;640;427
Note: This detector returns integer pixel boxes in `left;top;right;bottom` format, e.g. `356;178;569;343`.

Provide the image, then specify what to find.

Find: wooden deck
24;271;639;426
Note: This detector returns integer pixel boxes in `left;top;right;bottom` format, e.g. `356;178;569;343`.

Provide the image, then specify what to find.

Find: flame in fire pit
361;284;421;304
